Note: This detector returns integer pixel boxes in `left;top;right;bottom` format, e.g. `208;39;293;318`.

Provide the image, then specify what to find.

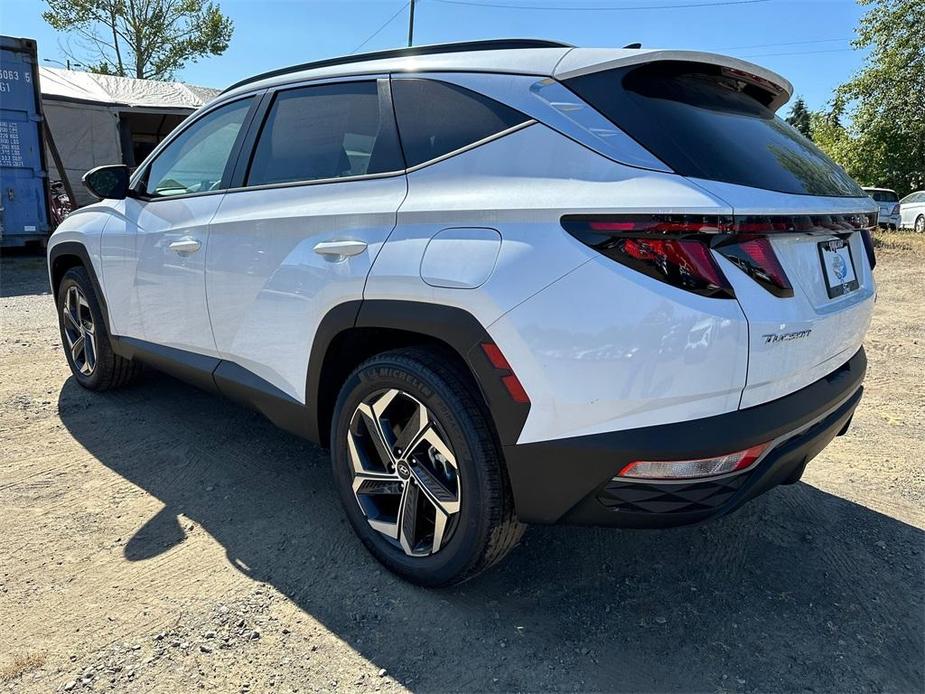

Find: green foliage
785;97;813;140
811;0;924;197
42;0;233;81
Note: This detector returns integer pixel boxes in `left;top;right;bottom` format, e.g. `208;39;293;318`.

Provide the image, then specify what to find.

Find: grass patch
872;228;925;252
0;652;46;683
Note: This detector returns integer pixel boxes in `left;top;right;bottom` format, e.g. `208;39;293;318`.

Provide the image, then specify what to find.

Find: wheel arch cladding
308;300;529;449
48;242;112;333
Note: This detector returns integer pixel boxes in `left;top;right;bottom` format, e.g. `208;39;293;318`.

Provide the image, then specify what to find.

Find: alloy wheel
62;285;97;376
916;216;925;233
346;389;462;556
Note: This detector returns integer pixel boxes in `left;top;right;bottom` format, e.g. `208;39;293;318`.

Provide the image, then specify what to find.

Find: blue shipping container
0;36;51;246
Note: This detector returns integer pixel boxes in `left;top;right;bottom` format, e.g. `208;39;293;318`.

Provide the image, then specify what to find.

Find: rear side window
391;79;529;167
565;62;864;197
247;81;402;186
868;190;898;202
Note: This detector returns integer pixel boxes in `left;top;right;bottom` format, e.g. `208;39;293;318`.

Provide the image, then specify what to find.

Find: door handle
168;237;202;255
313;240;368;259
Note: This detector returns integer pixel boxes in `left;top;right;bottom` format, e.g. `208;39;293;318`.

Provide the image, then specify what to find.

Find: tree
813;0;924;196
785;97;812;140
42;0;233;81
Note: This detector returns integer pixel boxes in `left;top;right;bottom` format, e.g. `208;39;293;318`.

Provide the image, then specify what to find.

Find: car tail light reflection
617;442;770;480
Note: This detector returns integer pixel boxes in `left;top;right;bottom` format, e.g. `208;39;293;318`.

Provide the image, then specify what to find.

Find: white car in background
899;190;925;232
862;187;900;229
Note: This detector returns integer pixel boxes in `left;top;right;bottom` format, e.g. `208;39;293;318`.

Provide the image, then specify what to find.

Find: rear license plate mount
818;238;859;299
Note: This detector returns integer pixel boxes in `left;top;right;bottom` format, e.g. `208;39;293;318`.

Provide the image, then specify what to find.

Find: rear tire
330;346;524;587
915;215;925;234
57;266;143;391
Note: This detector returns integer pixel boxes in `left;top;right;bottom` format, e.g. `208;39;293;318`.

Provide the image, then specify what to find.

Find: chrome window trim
125;72;555;200
404;119;538;174
217;121;538;196
223;168;406;196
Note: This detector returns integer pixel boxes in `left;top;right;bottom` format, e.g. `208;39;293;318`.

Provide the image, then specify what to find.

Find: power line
740;47;857;58
352;1;411;54
431;0;770;10
718;36;853;50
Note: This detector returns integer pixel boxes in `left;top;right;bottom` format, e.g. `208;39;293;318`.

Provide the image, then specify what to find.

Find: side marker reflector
480;342;530;405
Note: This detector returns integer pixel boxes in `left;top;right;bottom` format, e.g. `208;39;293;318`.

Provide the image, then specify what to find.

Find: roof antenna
623;42;642;49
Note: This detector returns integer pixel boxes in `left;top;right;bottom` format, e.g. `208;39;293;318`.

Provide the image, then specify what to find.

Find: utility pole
407;0;416;47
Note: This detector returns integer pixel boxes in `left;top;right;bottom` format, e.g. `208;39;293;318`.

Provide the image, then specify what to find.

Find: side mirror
83;165;131;200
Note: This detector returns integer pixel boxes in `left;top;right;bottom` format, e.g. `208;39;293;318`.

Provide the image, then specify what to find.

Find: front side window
143;98;252;197
391;79;530;168
566;62;864;197
246;81;402;186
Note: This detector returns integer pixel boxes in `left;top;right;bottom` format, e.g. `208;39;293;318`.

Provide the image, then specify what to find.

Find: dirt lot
1;235;923;693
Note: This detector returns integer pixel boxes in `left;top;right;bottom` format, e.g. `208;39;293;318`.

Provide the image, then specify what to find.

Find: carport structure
39;66;218;206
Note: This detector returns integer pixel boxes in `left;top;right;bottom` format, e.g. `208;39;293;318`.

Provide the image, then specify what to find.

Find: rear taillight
563;212;877;297
892;204;900;215
617;442;770;480
562;215;735;299
860;227;876;269
715;236;793;298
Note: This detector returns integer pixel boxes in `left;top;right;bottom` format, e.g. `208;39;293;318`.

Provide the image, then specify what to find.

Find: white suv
49;40;877;586
862;187;900;229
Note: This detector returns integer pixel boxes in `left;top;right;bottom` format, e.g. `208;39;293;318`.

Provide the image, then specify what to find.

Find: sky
2;0;870;114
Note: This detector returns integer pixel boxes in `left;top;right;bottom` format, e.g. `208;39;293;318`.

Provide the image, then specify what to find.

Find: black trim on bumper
504;347;867;526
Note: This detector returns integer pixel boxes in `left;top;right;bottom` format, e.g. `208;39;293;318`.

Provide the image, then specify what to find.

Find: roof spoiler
554;49;793;111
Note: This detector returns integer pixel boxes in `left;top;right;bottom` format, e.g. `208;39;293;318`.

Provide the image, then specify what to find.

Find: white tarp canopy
40;66;219;110
39;67;219;205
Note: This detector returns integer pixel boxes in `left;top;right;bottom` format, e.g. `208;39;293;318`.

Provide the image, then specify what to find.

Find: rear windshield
565;62;864;197
867;190;898;202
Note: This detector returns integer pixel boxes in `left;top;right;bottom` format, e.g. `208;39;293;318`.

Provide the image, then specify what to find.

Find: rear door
564;60;877;409
205;77;407;401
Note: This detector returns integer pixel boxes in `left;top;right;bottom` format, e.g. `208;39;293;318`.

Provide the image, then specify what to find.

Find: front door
100;96;255;356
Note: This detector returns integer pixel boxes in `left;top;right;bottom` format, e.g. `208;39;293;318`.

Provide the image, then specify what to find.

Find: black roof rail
221;38;573;94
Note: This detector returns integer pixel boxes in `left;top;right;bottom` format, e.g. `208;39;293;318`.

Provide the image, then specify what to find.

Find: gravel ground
1;237;923;693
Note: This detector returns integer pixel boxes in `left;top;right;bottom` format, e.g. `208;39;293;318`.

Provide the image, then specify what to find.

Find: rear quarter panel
366;124;751;443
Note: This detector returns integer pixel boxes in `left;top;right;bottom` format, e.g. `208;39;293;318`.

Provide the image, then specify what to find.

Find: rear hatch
865;189;899;223
562;57;877;410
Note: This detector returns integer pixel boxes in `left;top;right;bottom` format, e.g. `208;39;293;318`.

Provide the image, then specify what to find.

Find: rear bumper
504;347;866;527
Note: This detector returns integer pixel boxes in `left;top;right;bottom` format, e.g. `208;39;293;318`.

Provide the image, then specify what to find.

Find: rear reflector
501;374;530;404
480;342;530;405
617;442;770;480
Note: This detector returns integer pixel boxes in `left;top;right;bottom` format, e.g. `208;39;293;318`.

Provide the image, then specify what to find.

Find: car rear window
565;62;864;197
868;190;899;202
391;79;529;168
